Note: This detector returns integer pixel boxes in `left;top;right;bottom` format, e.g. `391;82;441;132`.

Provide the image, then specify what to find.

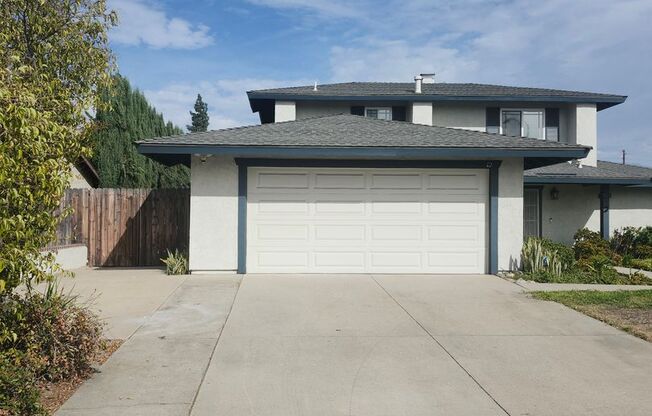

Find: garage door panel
371;225;422;241
255;199;309;214
427;225;481;241
314;225;365;241
256;224;309;241
314;251;365;267
247;167;488;274
370;174;422;189
314;200;365;214
314;173;365;189
256;173;309;189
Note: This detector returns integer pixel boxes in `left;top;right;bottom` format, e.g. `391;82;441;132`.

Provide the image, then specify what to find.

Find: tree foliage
92;74;189;188
187;93;209;133
0;0;115;295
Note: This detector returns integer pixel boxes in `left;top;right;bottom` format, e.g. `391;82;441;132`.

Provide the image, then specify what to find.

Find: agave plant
521;237;565;277
161;249;189;275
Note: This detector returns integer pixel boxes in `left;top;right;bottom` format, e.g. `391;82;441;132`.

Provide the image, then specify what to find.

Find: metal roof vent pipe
414;75;423;93
421;73;435;84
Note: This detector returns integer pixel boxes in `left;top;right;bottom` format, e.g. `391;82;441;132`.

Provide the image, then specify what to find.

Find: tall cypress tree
92;75;189;188
187;94;209;132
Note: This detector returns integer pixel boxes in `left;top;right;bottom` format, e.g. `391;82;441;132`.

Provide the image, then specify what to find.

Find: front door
523;187;540;238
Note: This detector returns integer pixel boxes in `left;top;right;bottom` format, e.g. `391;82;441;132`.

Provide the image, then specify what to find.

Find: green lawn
532;290;652;341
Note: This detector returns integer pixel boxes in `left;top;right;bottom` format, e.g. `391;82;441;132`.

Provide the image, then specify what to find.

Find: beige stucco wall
540;184;601;245
274;100;296;122
610;187;652;232
569;103;597;166
70;166;93;189
189;155;238;272
498;158;524;271
539;184;652;245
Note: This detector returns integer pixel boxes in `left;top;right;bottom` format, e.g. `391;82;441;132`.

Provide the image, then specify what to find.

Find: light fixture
550;187;560;200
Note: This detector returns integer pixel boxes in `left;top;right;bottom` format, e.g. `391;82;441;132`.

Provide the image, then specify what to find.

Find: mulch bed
38;339;123;414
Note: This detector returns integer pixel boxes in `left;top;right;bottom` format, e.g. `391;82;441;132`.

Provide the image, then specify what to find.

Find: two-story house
139;74;652;275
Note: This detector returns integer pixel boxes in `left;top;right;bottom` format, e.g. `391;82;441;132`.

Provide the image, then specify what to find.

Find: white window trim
499;108;546;140
365;107;393;120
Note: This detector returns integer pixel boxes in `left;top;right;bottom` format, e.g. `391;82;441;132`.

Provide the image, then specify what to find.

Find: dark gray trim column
237;164;247;274
489;162;500;274
599;184;610;239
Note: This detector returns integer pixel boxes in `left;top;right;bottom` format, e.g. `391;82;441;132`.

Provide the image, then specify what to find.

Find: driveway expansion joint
370;275;512;416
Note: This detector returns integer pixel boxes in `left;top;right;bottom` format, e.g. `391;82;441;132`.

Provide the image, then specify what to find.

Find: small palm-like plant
161;249;189;275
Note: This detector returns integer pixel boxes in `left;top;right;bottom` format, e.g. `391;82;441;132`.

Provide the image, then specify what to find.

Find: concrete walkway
58;273;652;416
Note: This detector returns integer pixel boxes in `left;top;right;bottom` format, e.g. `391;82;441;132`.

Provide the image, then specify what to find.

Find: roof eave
139;144;588;168
524;176;651;185
247;92;627;110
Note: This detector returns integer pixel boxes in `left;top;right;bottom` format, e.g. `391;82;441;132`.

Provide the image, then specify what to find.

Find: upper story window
365;107;392;121
501;109;544;139
487;107;560;141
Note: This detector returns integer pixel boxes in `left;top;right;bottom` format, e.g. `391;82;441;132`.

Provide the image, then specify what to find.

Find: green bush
0;284;104;382
611;226;652;259
630;258;652;272
0;352;45;416
161;249;189;275
573;228;613;260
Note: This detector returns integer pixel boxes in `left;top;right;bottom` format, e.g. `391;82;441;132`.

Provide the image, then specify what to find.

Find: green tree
92;75;189;188
0;0;115;295
187;94;209;132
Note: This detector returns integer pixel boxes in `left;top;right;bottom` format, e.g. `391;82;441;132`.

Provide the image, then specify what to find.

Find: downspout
599;184;610;239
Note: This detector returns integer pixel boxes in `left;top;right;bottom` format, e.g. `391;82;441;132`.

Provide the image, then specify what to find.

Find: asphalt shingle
247;82;625;102
525;160;652;181
138;114;589;151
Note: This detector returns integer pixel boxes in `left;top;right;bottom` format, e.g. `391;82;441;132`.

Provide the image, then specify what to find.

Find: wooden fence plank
49;188;189;267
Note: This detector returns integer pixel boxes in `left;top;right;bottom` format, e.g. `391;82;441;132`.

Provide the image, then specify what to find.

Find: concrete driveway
58;273;652;416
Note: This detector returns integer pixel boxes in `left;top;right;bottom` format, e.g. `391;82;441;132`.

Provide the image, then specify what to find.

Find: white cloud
251;0;652;164
143;78;309;131
110;0;213;49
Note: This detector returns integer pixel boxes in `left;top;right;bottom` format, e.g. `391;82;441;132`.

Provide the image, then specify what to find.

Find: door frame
235;159;502;275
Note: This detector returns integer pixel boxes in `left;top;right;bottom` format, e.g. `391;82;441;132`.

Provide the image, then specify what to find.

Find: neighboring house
138;74;651;275
71;156;100;189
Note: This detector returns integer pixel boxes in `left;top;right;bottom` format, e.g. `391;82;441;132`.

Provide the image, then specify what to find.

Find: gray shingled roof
248;82;625;104
138;114;589;150
525;160;652;184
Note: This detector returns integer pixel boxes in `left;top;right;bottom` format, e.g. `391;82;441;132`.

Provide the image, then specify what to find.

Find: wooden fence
50;188;190;267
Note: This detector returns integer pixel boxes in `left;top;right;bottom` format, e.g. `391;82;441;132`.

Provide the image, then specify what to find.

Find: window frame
500;108;546;140
365;107;393;121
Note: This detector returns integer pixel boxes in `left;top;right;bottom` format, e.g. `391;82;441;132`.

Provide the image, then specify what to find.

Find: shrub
521;237;571;277
630;258;652;272
0;352;45;416
573;228;612;260
611;226;652;259
161;249;189;275
0;283;104;382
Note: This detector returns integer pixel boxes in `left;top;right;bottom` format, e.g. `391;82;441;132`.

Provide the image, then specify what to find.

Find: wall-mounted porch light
550;187;560;200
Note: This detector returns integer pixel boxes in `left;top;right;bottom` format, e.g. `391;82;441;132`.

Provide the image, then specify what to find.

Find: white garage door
247;167;488;274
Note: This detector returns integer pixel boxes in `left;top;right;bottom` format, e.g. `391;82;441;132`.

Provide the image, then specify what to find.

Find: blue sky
109;0;652;165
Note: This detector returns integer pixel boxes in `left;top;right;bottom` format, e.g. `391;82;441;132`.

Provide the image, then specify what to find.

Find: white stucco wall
411;102;433;125
189;155;238;272
569;103;597;166
274;100;296;122
498;158;524;271
609;187;652;232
